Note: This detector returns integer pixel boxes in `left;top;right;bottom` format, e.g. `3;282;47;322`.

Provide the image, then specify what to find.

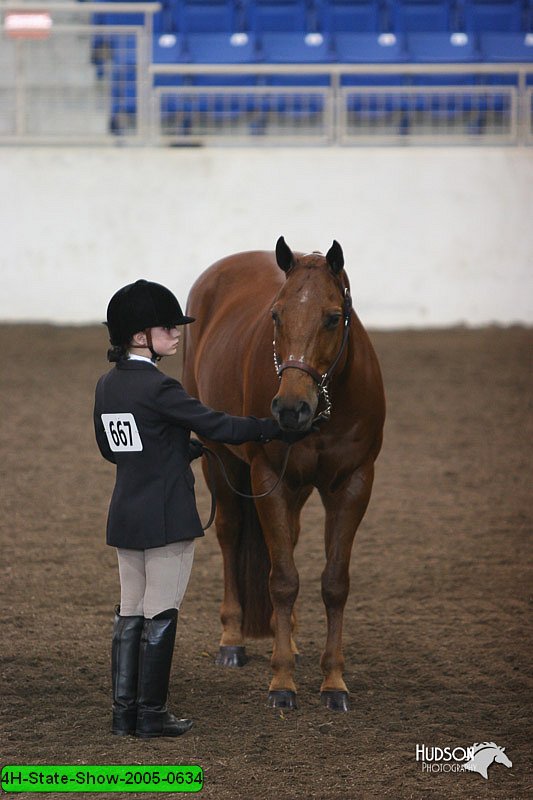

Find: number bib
101;413;143;452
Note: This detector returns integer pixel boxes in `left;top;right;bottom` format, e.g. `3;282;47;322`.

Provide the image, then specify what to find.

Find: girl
94;279;304;739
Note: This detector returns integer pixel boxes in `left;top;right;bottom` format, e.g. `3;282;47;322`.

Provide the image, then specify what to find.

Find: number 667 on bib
101;413;143;452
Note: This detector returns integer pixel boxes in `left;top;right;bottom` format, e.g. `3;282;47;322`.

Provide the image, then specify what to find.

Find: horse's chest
284;447;320;490
284;446;356;492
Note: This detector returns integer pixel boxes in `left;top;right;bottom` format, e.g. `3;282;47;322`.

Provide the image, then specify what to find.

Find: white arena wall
1;146;532;328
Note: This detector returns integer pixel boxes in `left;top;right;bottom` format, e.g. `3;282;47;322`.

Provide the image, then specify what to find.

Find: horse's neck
472;749;495;769
330;322;371;402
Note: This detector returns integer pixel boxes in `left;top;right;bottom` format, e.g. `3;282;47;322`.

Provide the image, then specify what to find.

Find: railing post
14;38;26;136
517;68;527;146
330;69;340;145
136;10;152;143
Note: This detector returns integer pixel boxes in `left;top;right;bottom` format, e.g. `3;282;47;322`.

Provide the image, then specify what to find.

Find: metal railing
150;62;531;145
153;83;334;144
1;2;532;146
0;1;159;143
527;87;533;143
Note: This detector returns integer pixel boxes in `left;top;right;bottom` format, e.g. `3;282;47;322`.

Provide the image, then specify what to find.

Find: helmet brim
164;315;195;326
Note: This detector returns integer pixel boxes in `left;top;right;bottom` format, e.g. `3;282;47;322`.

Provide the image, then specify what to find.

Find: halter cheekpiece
273;287;352;422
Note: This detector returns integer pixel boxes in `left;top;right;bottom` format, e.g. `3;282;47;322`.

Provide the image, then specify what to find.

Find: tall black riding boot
111;606;144;736
135;608;193;739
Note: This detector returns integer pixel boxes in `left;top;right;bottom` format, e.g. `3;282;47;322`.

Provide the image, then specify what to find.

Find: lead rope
199;444;293;530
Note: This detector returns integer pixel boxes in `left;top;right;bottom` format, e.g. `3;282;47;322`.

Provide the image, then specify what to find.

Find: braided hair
107;343;128;363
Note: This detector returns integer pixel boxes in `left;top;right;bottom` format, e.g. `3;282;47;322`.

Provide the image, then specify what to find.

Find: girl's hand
188;438;204;461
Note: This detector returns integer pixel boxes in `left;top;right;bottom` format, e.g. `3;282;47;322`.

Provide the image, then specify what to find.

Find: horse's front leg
252;462;301;710
319;463;375;711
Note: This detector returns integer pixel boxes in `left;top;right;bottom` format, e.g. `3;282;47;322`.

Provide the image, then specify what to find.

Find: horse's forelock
282;255;347;310
295;251;337;273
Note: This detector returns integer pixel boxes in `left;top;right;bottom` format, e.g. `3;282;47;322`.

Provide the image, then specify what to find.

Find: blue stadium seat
187;33;259;90
389;1;452;34
170;1;238;34
336;30;408;133
152;35;194;128
460;1;523;34
252;33;332;128
259;31;334;61
314;1;382;34
335;32;408;61
245;0;309;33
152;29;259;131
480;32;533;60
406;27;486;127
405;33;479;120
336;30;408;134
186;32;259;62
407;32;481;61
153;33;184;63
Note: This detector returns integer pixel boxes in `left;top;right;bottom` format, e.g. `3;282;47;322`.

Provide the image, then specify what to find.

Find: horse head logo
464;742;512;780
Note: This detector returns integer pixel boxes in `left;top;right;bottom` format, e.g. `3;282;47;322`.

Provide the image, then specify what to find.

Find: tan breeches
116;540;195;619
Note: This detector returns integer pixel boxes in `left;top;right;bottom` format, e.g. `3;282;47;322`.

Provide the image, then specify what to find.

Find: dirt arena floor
1;324;531;800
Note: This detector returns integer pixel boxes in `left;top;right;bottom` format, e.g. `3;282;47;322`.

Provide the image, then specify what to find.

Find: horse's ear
276;236;295;273
326;240;344;274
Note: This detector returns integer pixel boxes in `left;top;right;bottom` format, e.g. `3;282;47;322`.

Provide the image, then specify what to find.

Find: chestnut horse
182;237;385;711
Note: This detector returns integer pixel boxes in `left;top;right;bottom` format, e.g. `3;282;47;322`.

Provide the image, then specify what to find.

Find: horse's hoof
320;690;349;712
293;653;301;666
268;690;298;710
215;645;248;668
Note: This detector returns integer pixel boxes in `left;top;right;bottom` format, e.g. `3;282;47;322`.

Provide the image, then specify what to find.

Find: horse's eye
325;314;341;330
271;310;280;325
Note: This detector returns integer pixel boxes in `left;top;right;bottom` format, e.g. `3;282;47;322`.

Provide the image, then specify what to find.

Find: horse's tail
236;469;273;639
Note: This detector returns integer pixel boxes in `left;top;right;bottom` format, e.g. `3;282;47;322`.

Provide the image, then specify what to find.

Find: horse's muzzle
271;397;313;431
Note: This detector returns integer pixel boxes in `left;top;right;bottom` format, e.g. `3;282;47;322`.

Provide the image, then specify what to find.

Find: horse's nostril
279;408;299;429
296;401;311;423
275;401;312;430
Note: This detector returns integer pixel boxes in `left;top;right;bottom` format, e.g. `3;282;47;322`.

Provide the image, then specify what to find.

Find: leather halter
273;287;352;422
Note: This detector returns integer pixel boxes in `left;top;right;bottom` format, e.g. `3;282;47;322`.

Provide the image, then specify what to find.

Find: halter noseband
273;287;352;422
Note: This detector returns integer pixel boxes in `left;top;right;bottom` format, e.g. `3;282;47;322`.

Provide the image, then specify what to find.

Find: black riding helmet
106;279;194;361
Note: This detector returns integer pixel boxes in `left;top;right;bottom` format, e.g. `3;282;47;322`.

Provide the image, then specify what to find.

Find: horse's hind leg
319;464;375;711
290;611;300;664
203;449;249;668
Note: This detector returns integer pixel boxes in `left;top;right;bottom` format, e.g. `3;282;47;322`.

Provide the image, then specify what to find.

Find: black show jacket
94;359;280;549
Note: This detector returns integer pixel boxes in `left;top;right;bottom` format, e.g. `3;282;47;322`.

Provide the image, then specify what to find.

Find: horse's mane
471;742;499;752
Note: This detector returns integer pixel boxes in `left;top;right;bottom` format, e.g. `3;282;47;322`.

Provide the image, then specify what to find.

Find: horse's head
494;747;512;768
271;236;350;431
